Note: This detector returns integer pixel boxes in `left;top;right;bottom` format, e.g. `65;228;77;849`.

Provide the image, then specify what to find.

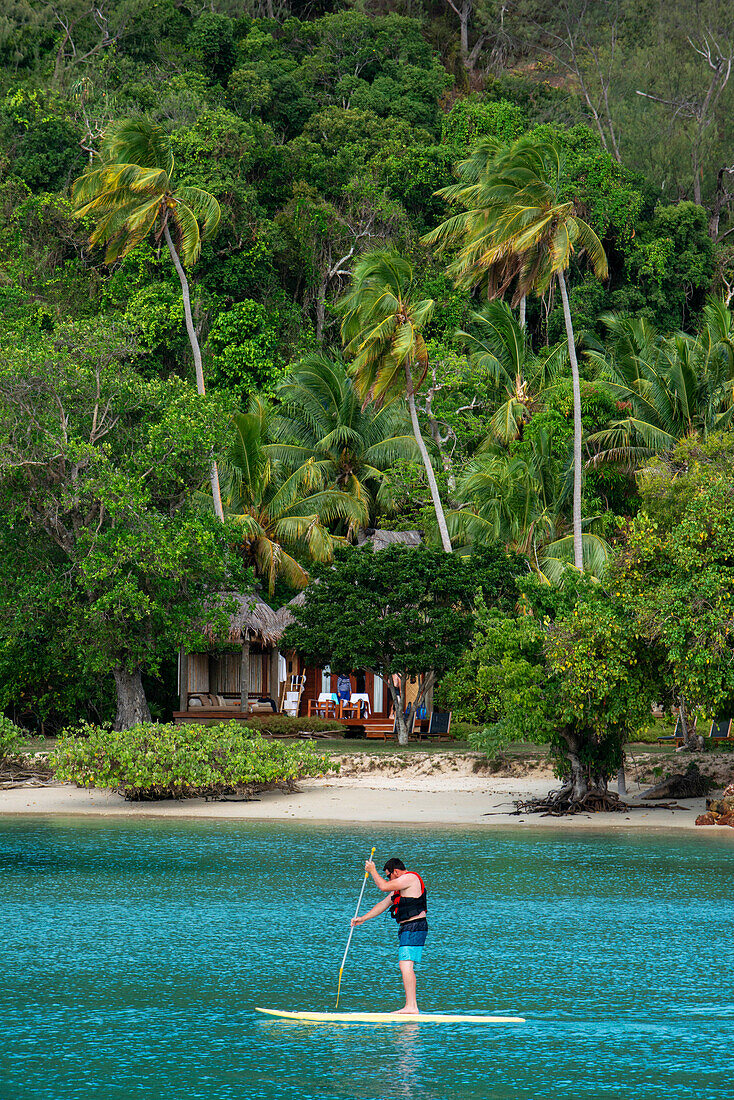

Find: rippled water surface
1;819;733;1100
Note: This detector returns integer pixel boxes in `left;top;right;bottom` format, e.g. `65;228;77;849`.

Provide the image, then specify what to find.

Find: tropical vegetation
51;721;335;800
1;0;733;795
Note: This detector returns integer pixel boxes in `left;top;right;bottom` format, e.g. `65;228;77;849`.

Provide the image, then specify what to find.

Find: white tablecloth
350;693;371;716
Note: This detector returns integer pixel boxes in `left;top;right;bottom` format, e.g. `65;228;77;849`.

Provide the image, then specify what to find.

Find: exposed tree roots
511;786;686;816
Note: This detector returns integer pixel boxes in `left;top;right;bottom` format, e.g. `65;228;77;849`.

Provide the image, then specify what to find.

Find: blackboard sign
428;712;452;737
709;718;732;739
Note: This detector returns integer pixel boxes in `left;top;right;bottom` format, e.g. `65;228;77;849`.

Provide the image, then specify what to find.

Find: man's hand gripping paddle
335;846;376;1009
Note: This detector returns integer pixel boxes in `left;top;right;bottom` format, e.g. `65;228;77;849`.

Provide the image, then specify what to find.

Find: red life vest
390;872;427;923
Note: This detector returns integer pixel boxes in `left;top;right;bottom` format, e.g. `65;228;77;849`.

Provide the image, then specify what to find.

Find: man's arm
351;894;392;926
365;861;415;894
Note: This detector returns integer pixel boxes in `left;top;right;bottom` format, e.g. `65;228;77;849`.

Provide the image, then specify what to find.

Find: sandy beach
2;750;733;831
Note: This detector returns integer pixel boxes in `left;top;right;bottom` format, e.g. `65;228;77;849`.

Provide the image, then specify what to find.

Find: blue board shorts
397;919;428;963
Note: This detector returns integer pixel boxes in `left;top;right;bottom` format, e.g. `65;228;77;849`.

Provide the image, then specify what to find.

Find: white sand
1;750;730;831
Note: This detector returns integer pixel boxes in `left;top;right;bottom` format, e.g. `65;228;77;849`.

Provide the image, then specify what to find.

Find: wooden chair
308;692;338;718
426;712;452;741
707;718;733;741
657;714;696;744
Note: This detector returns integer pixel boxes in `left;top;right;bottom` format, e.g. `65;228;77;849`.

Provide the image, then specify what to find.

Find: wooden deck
171;710;442;741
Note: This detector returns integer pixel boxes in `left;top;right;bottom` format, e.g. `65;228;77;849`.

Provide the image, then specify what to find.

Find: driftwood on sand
0;754;54;789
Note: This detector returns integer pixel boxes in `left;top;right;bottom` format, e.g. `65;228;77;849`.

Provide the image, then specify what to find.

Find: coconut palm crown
423;134;608;301
269;352;421;519
337;249;452;551
72;117;220;267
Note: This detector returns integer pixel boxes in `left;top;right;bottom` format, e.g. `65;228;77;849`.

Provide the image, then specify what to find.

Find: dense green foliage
615;434;734;717
449;579;656;797
2;0;734;757
284;541;522;742
51;721;335;800
0;322;245;730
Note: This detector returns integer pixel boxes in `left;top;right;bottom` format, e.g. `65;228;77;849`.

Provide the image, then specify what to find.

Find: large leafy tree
0;324;241;731
282;543;520;745
338;250;452;552
425;134;608;569
464;581;656;806
615;432;734;739
269;352;421;521
219;397;366;593
71;117;225;519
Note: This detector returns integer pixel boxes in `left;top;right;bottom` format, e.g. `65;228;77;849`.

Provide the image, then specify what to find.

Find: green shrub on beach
50;721;336;801
244;715;346;737
0;715;26;765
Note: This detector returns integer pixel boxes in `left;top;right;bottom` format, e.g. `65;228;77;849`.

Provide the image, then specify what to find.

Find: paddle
335;845;376;1009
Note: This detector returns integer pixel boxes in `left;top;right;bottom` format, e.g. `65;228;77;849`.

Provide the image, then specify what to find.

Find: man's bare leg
396;960;419;1013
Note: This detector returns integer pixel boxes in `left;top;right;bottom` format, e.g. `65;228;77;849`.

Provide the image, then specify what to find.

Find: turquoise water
1;820;733;1100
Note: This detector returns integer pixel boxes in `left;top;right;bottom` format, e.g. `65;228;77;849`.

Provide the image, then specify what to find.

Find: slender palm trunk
164;224;225;522
556;268;583;571
519;294;526;330
405;364;452;553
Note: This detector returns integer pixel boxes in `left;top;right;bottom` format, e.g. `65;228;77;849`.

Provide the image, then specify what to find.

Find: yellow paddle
336;845;376;1008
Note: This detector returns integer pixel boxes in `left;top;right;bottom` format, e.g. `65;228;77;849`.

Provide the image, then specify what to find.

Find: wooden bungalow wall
184;650;270;698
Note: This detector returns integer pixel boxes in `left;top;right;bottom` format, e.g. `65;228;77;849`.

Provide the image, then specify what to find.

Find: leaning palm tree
338;250;452;552
269;352;421;521
586;301;734;465
72;117;225;518
425;134;608;570
218;397;367;593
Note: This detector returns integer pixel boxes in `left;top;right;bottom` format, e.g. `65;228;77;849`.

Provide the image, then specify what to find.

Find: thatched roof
274;590;306;637
356;528;422;551
205;591;281;645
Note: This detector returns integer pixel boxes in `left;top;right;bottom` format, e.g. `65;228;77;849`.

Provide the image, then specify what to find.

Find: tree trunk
387;676;409;746
315;283;327;343
164;224;225;522
459;5;470;67
556;268;583;571
519;294;526;330
563;732;588;801
405;365;452;553
240;639;251;714
617;763;627;796
113;666;151;731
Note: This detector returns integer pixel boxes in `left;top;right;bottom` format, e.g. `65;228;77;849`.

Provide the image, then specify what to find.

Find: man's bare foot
394;1006;420;1014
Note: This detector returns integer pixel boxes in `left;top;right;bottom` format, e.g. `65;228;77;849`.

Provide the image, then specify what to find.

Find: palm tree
338;250;452;552
219;397;367;593
423;137;529;326
448;431;611;581
72;117;225;519
268;352;421;522
425;134;608;570
457;300;566;444
586;301;734;465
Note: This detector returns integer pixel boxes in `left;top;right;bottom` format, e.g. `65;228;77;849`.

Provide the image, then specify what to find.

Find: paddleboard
255;1008;525;1024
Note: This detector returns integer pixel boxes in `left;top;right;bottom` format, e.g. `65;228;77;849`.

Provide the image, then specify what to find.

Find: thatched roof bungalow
175;591;283;722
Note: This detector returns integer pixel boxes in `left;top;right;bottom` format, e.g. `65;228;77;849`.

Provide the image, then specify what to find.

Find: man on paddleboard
351;858;428;1014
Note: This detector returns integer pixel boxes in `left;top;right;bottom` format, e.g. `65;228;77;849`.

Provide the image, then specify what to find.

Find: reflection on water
1;819;733;1100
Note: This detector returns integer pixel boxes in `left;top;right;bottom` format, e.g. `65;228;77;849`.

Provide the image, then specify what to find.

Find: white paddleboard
255;1008;525;1024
